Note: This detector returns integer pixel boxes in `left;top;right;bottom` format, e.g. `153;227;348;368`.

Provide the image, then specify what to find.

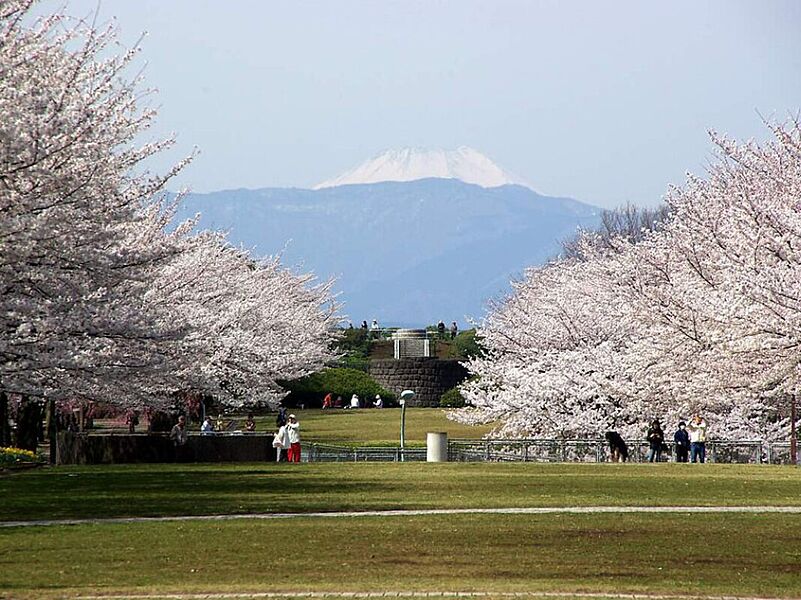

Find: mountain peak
313;146;531;190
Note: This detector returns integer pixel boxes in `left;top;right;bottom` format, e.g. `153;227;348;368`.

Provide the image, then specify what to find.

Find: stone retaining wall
368;358;468;407
57;432;277;464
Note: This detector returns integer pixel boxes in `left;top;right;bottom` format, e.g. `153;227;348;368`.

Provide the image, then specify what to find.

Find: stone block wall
368;358;468;407
57;432;277;464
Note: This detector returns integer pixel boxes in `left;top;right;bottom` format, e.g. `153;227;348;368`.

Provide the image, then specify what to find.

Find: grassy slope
256;408;495;446
2;513;801;598
3;463;801;522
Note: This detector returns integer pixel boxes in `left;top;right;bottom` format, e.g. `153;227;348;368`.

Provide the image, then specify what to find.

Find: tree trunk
0;391;10;447
15;398;42;451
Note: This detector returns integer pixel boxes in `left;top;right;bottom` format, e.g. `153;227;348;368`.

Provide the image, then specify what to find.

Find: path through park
4;505;801;528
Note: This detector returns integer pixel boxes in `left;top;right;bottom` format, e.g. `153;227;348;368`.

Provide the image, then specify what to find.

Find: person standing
646;419;665;462
688;414;708;463
276;406;287;428
286;414;301;463
437;320;446;338
244;413;256;432
170;415;188;446
272;424;288;462
674;421;690;463
450;321;458;339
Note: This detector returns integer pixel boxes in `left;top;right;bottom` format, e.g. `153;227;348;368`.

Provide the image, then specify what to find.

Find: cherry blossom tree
456;119;801;442
0;1;338;428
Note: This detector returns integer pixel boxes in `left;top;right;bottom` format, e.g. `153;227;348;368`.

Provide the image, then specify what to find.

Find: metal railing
306;439;796;464
306;443;427;462
447;438;795;464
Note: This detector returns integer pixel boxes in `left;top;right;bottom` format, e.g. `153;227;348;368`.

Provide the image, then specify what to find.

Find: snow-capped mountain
314;146;530;190
176;178;600;326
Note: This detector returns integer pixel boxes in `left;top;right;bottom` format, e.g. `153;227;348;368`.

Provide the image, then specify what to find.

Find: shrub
452;329;483;359
280;368;395;407
439;387;467;408
0;446;42;467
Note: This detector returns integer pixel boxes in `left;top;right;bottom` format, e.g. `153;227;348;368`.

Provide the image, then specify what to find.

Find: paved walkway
74;591;801;600
4;505;801;529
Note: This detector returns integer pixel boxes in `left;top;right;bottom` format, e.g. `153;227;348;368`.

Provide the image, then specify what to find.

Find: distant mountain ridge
176;178;600;326
314;146;529;190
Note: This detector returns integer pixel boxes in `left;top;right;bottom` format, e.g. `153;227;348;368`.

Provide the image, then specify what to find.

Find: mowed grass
254;407;496;445
2;463;801;522
2;513;801;599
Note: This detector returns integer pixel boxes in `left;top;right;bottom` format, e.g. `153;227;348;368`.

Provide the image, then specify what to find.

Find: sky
40;0;801;208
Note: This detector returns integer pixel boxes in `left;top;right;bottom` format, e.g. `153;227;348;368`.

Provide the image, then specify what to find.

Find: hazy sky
42;0;801;207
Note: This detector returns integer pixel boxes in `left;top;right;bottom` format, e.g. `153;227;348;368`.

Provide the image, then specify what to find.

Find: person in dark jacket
647;419;665;462
276;406;287;428
605;431;628;462
674;421;690;463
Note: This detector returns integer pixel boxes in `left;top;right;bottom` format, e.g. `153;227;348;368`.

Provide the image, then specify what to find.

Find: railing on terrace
447;438;795;464
306;443;427;462
306;439;793;464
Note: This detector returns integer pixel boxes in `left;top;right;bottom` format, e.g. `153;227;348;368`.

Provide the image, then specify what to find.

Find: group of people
198;412;257;434
606;415;709;463
322;392;383;409
272;407;302;462
436;320;459;339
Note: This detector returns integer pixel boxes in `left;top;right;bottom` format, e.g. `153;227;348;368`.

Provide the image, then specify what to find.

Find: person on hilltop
450;321;458;339
687;414;708;463
605;431;628;462
361;320;368;330
286;414;302;463
674;421;690;463
437;320;446;338
646;419;665;462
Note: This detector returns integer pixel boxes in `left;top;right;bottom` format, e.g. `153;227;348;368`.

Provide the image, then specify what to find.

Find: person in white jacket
687;414;708;463
286;414;302;463
272;424;289;462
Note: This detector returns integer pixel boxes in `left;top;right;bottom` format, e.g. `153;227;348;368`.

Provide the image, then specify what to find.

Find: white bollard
427;431;448;462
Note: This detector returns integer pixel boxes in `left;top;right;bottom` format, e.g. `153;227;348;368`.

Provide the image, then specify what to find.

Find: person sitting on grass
605;431;628;462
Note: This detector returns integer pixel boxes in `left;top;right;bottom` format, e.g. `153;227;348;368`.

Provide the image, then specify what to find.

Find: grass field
3;512;801;599
3;463;801;598
3;463;801;522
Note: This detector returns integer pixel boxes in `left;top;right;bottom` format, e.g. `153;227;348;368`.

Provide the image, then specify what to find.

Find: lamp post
790;394;798;466
399;389;415;462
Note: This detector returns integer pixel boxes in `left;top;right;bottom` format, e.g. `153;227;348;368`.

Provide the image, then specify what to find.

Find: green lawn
2;463;801;522
4;463;801;598
2;513;801;599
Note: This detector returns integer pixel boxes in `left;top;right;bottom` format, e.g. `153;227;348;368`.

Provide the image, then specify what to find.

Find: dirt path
4;505;801;529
